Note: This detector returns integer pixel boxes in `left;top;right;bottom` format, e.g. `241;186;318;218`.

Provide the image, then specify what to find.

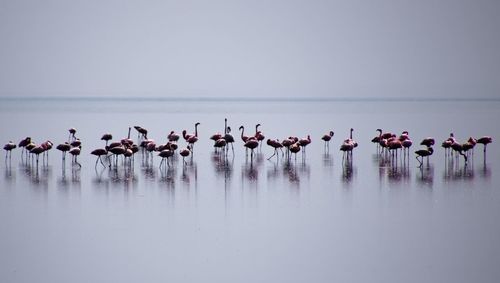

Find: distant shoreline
0;96;499;103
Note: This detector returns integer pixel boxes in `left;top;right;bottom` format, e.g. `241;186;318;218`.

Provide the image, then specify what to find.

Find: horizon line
0;96;499;102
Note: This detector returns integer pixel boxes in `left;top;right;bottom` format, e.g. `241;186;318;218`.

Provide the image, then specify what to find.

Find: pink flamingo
69;146;81;167
289;142;301;161
183;122;200;153
244;138;259;161
415;147;433;168
321;131;334;151
255;124;265;148
3;141;16;160
299;135;311;156
420;137;435;147
101;133;112;147
91;148;108;168
267;138;283;160
168;131;180;142
68;128;77;142
18;137;31;159
477;136;492;162
180;146;191;165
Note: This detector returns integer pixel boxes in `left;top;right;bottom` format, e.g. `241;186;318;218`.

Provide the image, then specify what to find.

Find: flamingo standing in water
255;124;265;148
371;129;382;149
18;137;31;159
91;148;108;168
415;147;434;168
30;146;45;166
69;146;81;167
340;128;357;162
101;133;112;147
3;141;16;160
68;128;77;143
299;135;311;156
321;131;334;151
56;142;71;162
168;131;180;142
476;136;492;163
183;122;200;153
224;126;235;154
244;138;259;161
134;126;148;140
289;142;301;161
266;138;283;160
180;146;191;165
158;149;174;168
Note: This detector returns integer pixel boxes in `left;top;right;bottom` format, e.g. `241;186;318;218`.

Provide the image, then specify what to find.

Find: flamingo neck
195;124;198;137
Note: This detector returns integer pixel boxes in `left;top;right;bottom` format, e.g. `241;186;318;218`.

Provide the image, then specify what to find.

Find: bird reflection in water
181;157;199;189
443;155;477;182
341;158;356;187
417;165;434;188
108;166;138;189
4;160;15;182
92;166;110;189
20;161;52;187
322;153;334;168
159;166;176;190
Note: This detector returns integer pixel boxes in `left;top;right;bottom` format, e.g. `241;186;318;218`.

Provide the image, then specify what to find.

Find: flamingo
71;138;82;148
398;131;412;157
214;138;227;152
415;147;433;168
108;145;126;167
168;131;180;142
341;128;357;161
321;131;334;151
134;126;148;140
101;133;112;147
441;140;453;158
56;142;71;162
289;142;301;161
371;129;382;146
180;146;191;165
121;127;134;147
477;136;492;161
183;122;200;152
30;146;45;166
244;138;259;161
224;126;235;154
158;149;174;168
68;146;81;167
68;128;77;142
37;140;53;164
3;141;16;160
340;142;354;161
266;138;283;160
298;135;311;155
281;138;294;159
255;124;265;148
91;148;108;168
420;137;435;147
18;137;31;158
387;138;402;160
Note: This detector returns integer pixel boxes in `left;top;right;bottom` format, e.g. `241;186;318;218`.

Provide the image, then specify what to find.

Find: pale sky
0;0;499;98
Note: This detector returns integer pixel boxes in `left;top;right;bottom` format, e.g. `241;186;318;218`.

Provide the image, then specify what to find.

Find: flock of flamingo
2;119;493;171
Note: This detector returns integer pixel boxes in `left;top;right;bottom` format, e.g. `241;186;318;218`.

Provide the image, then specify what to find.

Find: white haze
0;0;499;99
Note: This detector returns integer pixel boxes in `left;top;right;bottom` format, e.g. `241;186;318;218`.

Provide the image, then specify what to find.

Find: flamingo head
239;126;244;131
329;131;334;137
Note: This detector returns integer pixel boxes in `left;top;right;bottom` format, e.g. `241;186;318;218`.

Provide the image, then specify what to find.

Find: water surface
1;98;499;283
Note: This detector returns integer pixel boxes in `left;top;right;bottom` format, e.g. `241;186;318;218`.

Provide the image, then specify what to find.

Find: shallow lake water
0;98;499;283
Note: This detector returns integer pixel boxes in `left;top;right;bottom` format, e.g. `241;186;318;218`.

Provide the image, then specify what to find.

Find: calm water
0;98;499;283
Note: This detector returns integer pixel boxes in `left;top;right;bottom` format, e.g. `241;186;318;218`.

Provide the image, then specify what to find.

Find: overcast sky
0;0;499;98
